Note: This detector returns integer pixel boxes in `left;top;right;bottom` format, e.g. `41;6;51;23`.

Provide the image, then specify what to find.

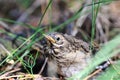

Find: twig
0;21;11;32
0;43;11;55
0;43;15;64
0;74;39;79
39;57;48;74
83;69;102;80
0;75;23;79
83;60;111;80
0;74;59;80
0;68;20;77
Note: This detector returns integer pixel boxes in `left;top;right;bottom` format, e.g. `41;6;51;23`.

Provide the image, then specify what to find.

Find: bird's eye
56;37;60;41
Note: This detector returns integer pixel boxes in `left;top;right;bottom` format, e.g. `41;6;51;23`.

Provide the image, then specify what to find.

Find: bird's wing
64;34;90;53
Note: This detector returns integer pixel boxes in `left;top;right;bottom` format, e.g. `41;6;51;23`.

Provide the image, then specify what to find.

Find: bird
43;32;92;78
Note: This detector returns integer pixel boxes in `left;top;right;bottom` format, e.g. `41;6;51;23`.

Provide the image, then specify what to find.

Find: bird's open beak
43;34;56;43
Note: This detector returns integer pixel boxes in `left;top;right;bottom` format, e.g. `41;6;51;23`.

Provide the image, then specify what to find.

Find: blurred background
0;0;120;43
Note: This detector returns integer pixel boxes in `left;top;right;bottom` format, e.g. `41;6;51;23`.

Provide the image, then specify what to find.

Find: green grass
0;0;119;79
68;0;120;80
68;33;120;80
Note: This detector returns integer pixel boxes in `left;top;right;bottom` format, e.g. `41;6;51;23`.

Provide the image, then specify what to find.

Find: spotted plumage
44;32;91;77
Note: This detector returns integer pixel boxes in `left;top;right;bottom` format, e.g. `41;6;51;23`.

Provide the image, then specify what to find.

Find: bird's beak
43;34;56;43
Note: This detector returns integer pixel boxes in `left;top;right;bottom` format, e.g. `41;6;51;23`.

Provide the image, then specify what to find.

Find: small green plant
21;51;38;74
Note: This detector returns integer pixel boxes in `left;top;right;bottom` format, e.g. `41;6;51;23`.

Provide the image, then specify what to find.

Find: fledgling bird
44;32;92;78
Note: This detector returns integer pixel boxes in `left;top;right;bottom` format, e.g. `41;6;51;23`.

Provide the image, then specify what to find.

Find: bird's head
44;32;69;48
